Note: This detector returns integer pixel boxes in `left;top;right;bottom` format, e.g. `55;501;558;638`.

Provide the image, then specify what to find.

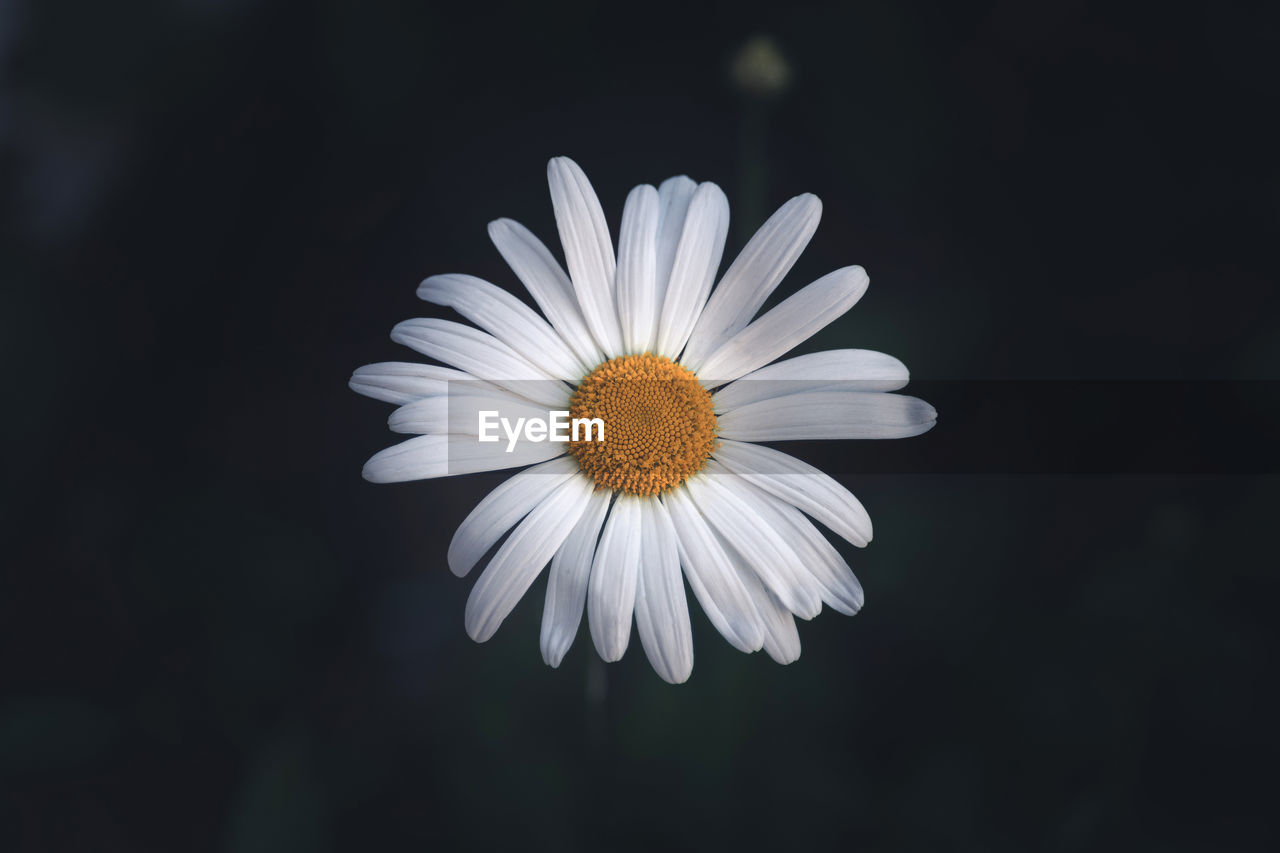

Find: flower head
351;157;935;683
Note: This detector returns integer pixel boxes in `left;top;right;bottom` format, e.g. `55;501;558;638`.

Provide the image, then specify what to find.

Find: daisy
351;157;935;683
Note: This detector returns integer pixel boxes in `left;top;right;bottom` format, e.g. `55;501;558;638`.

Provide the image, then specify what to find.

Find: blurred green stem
586;654;607;745
738;99;769;246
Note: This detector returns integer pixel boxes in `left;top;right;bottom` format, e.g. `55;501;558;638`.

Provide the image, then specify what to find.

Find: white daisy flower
351;156;936;684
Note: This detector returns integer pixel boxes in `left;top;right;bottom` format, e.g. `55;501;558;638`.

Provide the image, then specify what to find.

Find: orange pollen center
568;354;718;496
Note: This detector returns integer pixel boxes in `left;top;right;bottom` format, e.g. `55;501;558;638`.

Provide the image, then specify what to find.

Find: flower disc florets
568;354;718;496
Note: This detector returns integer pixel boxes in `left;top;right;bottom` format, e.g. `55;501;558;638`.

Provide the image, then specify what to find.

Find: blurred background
2;0;1278;850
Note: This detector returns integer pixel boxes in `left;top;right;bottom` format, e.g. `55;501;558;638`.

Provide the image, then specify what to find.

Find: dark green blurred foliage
0;699;120;776
130;486;340;743
2;0;1278;851
223;729;329;853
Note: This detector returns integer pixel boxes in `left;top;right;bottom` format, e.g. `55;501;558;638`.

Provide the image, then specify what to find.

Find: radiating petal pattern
541;487;611;667
361;434;565;485
682;193;822;371
655;182;730;359
488;217;602;370
391;318;571;408
653;175;697;318
713;439;873;547
717;390;937;441
634;499;694;683
465;473;595;642
548;156;624;357
685;470;821;619
349;362;473;406
353;156;936;683
418;274;585;380
588;494;642;661
616;184;660;355
734;553;802;665
665;487;765;653
712;349;909;412
695;265;869;384
447;456;580;577
388;388;559;436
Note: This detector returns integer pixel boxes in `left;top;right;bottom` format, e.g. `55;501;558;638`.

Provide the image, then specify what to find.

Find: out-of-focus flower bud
730;35;793;99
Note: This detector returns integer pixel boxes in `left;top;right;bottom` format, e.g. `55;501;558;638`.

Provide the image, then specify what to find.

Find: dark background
3;0;1278;850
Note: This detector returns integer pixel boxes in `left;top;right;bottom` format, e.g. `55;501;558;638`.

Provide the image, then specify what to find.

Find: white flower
351;157;936;683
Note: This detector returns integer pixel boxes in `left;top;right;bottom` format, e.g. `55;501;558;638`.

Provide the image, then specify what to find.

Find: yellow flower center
569;354;718;496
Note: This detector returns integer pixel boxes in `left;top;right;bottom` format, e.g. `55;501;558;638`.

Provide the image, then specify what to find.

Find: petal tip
658;667;692;685
464;609;496;644
446;551;470;578
547;156;582;180
542;643;568;669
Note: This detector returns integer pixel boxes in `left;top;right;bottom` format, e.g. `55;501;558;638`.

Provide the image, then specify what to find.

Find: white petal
712;349;910;412
634;499;694;684
447;457;580;577
734;554;802;665
349;362;472;406
418;274;587;380
655;182;730;359
682;193;822;371
713;439;873;547
615;184;660;355
540;487;611;668
696;265;869;384
588;494;641;662
488;217;603;369
464;474;595;642
683;471;821;619
387;388;561;436
733;479;865;616
664;487;765;653
653;175;697;320
390;318;571;409
361;434;565;485
700;461;832;618
547;157;623;357
717;390;937;441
